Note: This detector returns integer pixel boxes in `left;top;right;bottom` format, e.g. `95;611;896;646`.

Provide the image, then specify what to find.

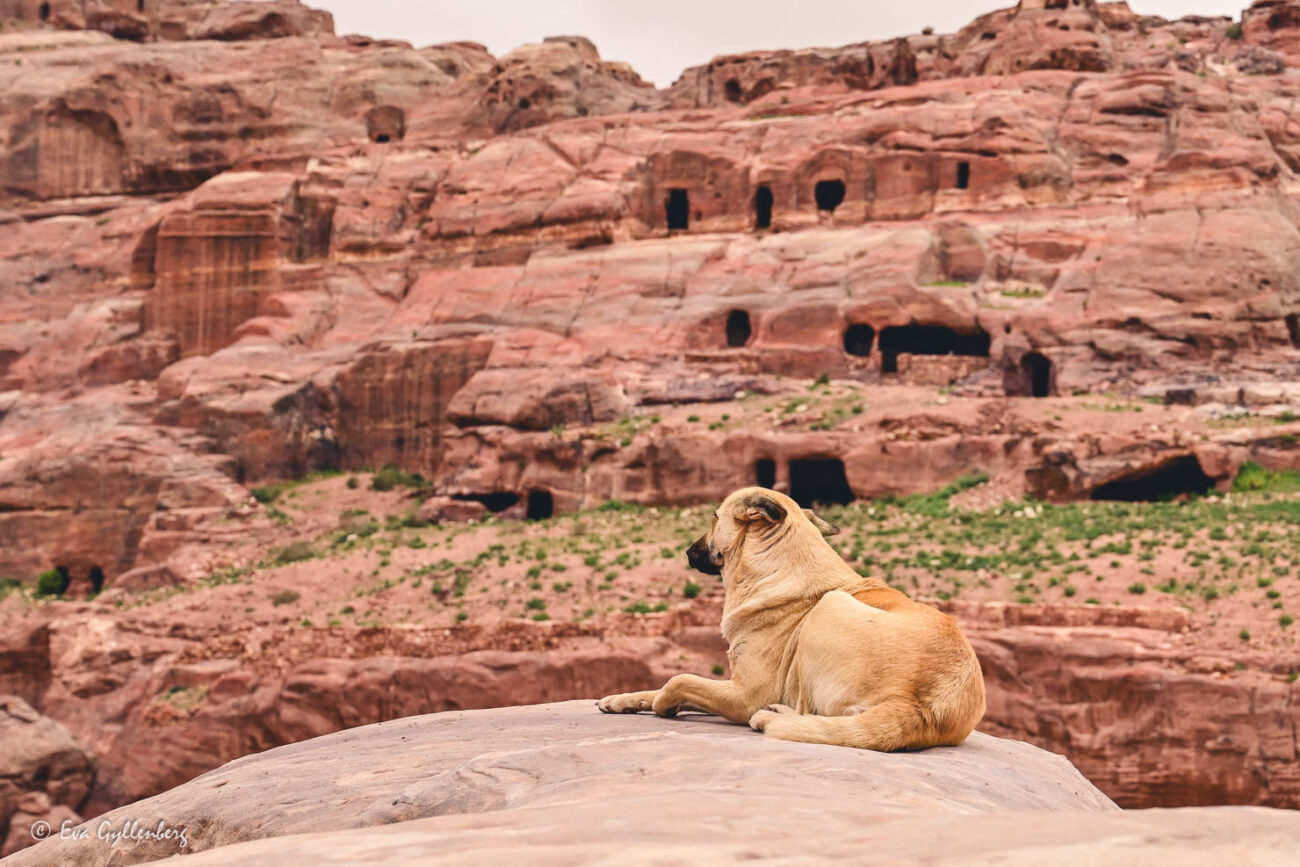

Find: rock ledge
10;701;1300;865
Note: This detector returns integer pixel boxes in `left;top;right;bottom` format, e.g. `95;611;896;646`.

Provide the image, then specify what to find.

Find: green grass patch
371;463;428;492
1233;462;1300;494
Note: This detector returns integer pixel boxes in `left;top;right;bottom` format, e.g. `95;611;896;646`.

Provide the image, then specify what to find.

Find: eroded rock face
1243;0;1300;57
0;397;252;586
3;2;1300;588
334;339;494;474
0;0;334;43
15;608;676;820
951;602;1300;808
0;696;93;858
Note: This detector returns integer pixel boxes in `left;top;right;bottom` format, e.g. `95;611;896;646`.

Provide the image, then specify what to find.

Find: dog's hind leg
747;699;927;751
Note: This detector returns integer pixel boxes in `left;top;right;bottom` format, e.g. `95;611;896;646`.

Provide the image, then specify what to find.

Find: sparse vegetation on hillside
36;468;1295;650
371;464;427;492
252;471;343;504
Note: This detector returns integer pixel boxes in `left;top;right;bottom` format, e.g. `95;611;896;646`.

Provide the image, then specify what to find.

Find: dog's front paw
596;692;653;714
748;704;795;732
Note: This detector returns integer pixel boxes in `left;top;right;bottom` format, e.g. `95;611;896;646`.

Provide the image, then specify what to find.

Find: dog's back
754;581;985;751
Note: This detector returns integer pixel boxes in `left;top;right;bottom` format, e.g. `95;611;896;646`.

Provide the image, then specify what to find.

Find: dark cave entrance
52;566;71;595
88;566;105;595
724;78;743;103
878;325;991;374
815;180;846;213
789;458;855;508
39;2;51;21
1287;314;1300;349
365;106;406;144
726;309;753;347
1089;456;1215;502
666;188;690;230
957;161;971;190
755;458;777;489
1268;9;1300;31
454;492;520;513
843;324;875;357
754;185;773;229
526;490;554;521
1021;352;1053;398
138;0;146;12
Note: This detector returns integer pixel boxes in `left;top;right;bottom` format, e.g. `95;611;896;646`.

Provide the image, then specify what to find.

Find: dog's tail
753;700;941;752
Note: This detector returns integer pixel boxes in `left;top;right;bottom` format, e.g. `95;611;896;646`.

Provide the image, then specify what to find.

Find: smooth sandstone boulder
9;700;1298;865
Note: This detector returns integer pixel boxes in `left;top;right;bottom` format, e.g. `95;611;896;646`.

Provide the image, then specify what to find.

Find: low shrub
35;569;66;597
371;463;427;492
274;542;314;565
270;590;301;606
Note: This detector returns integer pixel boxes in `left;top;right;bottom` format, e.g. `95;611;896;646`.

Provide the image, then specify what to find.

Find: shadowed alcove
789;458;854;508
526;490;554;521
879;325;991;374
843;324;875;357
815;180;845;213
666;189;689;230
454;492;520;512
726;310;752;347
754;185;773;229
1089;456;1215;502
1021;352;1053;398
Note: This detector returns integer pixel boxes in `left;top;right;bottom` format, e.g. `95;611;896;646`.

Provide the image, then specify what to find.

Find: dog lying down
597;487;986;751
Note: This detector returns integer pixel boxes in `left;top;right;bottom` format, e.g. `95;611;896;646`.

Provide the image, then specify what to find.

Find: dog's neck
718;520;867;644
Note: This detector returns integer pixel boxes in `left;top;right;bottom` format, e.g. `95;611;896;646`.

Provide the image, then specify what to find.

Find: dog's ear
803;509;841;537
737;492;787;526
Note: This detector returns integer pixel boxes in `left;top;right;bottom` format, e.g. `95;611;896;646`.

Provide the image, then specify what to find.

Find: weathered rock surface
8;701;1300;866
2;597;683;819
0;1;334;43
3;582;1298;831
0;695;93;858
950;602;1300;809
5;0;1300;583
151;805;1300;866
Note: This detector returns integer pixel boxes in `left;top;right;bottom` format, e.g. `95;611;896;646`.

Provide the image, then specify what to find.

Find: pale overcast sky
317;2;1245;86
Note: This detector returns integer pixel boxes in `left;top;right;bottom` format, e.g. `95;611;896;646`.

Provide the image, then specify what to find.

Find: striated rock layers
0;1;333;44
1;596;1297;832
9;701;1300;867
6;1;1300;585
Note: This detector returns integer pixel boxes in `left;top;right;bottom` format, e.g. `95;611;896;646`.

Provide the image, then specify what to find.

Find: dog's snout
687;536;722;576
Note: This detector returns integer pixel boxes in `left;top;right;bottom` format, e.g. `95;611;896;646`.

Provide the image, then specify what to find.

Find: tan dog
597;487;986;750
